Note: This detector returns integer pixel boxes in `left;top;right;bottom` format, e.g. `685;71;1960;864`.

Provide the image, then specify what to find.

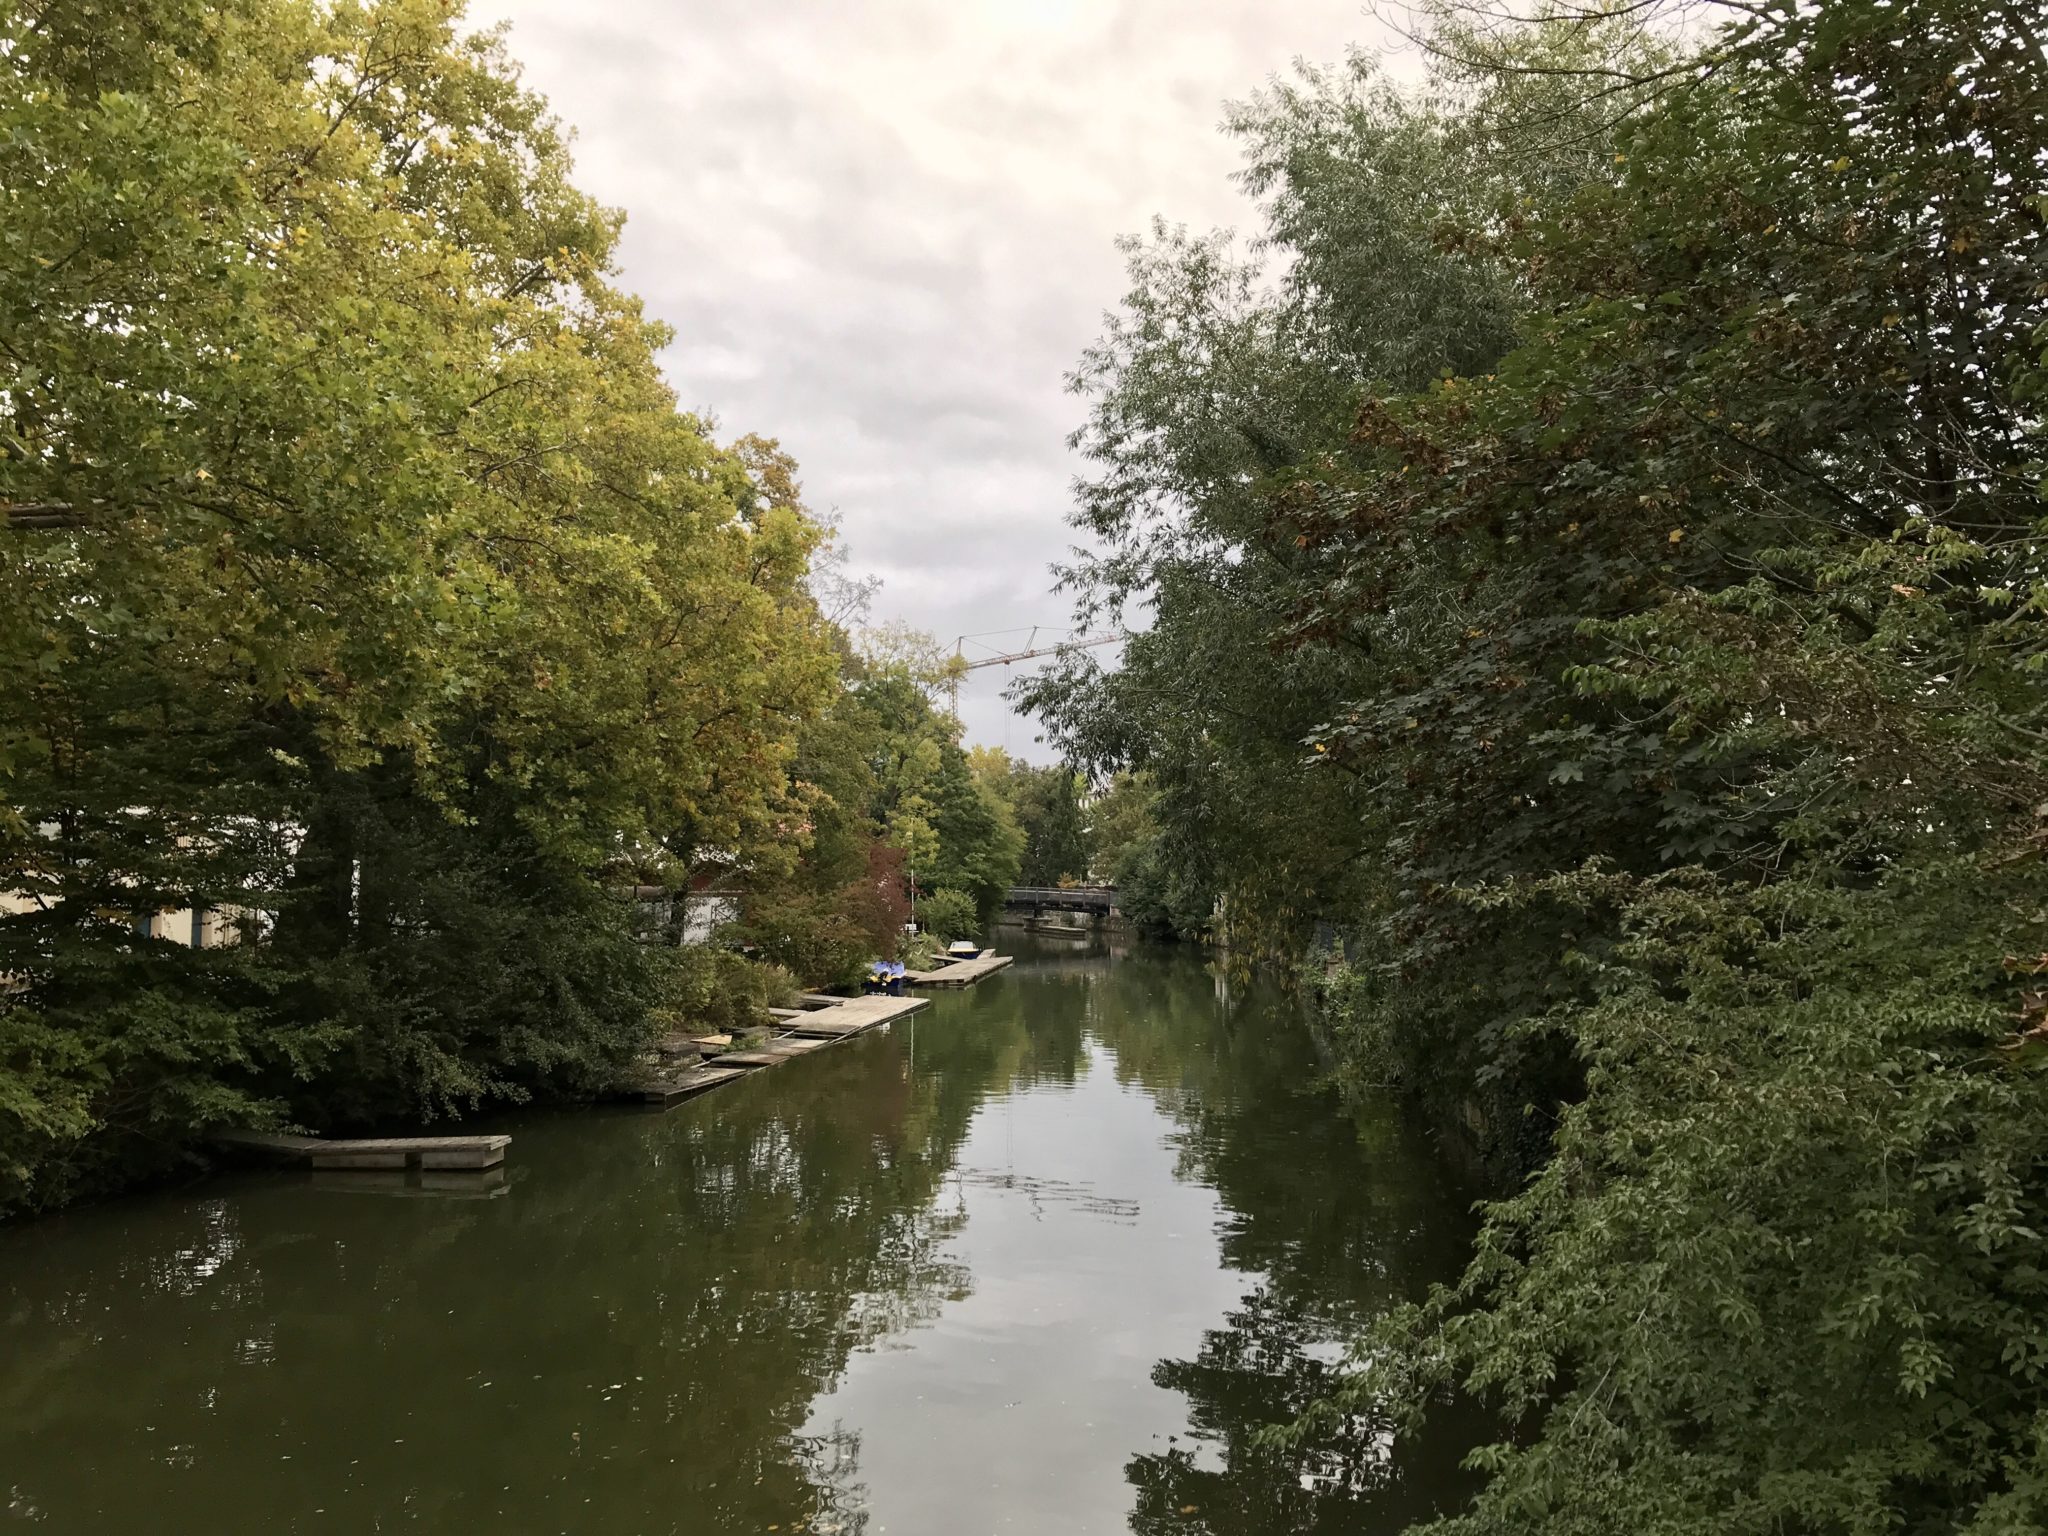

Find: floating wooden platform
714;1050;785;1069
778;991;933;1040
627;993;928;1105
635;1064;750;1104
785;1018;874;1039
716;1038;829;1067
806;993;931;1028
905;952;1015;988
212;1129;510;1171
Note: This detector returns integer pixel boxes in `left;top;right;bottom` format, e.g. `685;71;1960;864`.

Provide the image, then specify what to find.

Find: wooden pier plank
714;1050;787;1069
636;1065;749;1104
812;994;931;1027
785;1018;875;1038
627;993;928;1106
213;1129;511;1171
904;953;1015;988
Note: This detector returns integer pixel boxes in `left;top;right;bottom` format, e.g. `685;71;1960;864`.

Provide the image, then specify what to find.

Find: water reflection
0;933;1479;1534
1057;939;1486;1534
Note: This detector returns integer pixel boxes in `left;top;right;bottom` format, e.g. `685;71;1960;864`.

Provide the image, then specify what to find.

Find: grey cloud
468;0;1389;756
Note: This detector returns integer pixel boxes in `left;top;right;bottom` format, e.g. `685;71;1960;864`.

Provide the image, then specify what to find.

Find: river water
0;933;1482;1534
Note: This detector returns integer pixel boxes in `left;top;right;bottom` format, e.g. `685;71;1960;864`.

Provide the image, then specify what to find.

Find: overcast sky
465;0;1398;757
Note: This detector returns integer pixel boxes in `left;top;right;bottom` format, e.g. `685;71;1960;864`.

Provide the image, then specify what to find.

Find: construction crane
954;627;1121;671
949;628;1121;715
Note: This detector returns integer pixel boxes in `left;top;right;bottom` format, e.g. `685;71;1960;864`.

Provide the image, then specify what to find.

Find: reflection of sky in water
162;1202;239;1291
805;1043;1250;1533
0;937;1481;1536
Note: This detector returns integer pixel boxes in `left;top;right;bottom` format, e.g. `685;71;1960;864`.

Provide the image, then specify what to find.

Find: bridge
1004;886;1117;915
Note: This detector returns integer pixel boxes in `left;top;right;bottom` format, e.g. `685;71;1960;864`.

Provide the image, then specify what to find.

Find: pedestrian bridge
1004;886;1117;915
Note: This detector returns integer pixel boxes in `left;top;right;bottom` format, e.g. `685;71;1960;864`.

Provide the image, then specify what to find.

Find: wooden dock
905;951;1015;988
636;1064;751;1105
212;1129;511;1171
628;991;928;1105
797;993;933;1028
783;1017;873;1039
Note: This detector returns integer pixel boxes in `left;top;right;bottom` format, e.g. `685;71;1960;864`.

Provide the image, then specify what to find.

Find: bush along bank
1022;2;2048;1529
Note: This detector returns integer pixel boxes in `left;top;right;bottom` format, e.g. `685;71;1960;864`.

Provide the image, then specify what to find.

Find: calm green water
0;934;1482;1534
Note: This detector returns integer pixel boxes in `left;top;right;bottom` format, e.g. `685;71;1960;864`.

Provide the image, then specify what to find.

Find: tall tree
1032;0;2048;1529
0;0;838;1212
1020;16;1648;1131
971;749;1091;888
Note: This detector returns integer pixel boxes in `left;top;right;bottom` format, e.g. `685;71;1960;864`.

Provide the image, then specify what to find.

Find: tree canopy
1027;0;2048;1529
0;0;961;1215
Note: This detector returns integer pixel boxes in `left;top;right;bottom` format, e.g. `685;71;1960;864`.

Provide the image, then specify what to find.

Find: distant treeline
1021;1;2048;1531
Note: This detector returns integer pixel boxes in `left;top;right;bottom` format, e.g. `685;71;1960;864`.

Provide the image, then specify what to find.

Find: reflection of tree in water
0;1008;1046;1535
788;1423;871;1536
1073;942;1488;1533
1125;1286;1473;1536
837;1201;972;1346
1;937;1484;1536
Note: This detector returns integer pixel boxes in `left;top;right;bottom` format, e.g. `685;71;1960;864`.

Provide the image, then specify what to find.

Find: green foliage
661;948;799;1040
1301;961;1397;1088
1080;772;1212;941
0;0;842;1215
731;673;911;987
1031;0;2048;1529
972;748;1090;888
851;656;1021;923
724;626;1035;988
897;929;945;972
1351;860;2048;1536
914;887;979;946
1014;30;1624;973
277;778;678;1126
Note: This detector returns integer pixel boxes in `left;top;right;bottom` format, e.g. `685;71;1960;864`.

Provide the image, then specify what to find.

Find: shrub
664;949;800;1038
915;887;978;944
